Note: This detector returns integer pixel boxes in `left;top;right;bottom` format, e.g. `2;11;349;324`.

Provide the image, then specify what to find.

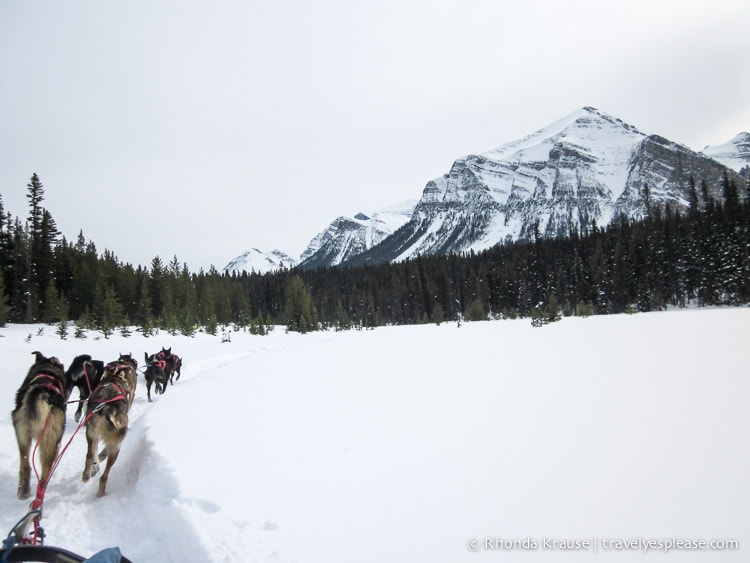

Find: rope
82;361;95;396
7;394;127;551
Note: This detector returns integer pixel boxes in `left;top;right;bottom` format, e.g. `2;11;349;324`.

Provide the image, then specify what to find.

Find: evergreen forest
1;173;748;336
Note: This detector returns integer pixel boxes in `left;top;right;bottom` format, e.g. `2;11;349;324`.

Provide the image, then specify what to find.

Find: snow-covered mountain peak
484;107;644;161
223;248;297;275
344;108;741;267
298;200;416;269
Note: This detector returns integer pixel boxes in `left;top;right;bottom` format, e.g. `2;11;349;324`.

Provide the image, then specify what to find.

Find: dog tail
106;411;129;433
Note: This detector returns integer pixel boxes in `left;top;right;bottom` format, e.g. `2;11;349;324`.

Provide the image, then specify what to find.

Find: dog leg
17;456;31;500
82;427;100;482
38;411;65;486
74;403;83;423
97;446;120;497
12;414;32;500
147;381;152;402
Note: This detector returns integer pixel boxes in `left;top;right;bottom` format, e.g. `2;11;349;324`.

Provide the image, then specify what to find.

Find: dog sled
1;509;132;563
0;545;130;563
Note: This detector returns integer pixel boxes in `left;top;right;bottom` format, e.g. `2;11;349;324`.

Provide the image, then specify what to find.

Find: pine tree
721;170;740;214
431;303;444;325
42;281;65;323
25;174;45;321
99;285;124;339
284;275;317;333
56;316;69;340
687;175;699;216
546;294;561;323
464;298;486;321
0;269;9;326
641;182;651;217
700;179;711;211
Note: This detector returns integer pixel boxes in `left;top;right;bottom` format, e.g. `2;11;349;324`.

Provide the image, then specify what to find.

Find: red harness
90;382;128;409
30;371;65;397
81;361;97;395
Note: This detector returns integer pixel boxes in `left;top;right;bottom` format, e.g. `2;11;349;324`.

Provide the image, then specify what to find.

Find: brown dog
12;352;71;500
81;354;137;497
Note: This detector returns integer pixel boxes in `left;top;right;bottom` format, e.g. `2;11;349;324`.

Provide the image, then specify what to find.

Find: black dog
12;352;73;499
143;352;167;401
156;347;182;385
66;354;105;423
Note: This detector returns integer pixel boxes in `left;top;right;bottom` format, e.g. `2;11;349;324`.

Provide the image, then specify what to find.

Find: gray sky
1;0;749;271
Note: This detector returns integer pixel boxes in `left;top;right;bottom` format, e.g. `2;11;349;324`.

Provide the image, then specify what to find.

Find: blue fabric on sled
83;547;122;563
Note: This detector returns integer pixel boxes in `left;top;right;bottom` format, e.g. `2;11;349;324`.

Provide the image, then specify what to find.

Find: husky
157;347;183;385
12;352;72;500
66;354;105;423
143;352;167;401
81;354;137;497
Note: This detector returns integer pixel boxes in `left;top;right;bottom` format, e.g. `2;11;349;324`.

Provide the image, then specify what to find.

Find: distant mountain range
224;107;749;274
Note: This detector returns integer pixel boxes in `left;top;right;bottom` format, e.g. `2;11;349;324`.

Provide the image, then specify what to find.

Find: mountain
298;200;416;269
344;107;743;267
701;132;750;173
223;248;297;275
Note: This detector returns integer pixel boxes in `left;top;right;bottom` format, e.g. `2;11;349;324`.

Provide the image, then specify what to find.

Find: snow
1;308;748;562
298;200;416;266
477;107;646;204
701;132;750;173
223;248;297;275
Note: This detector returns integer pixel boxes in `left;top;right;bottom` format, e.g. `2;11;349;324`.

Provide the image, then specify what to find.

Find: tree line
1;172;748;335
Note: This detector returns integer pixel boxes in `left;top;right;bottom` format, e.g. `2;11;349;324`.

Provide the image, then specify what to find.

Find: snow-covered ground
0;308;748;562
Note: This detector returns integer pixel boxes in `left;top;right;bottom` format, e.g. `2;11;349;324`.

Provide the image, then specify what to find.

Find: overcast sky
1;0;749;271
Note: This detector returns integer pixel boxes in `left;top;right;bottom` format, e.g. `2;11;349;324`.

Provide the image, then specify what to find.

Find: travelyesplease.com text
467;536;739;554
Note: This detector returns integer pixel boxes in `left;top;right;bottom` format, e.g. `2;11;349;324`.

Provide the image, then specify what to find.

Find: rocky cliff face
227;109;747;273
701;132;750;174
299;201;415;270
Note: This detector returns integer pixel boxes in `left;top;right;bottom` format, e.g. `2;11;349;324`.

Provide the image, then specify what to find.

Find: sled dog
12;352;72;499
81;354;137;497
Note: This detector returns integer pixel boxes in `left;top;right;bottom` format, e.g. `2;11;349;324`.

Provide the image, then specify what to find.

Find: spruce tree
687;176;699;216
464;298;486;321
99;285;124;339
25;174;45;321
0;269;9;326
284;275;317;333
431;303;444;325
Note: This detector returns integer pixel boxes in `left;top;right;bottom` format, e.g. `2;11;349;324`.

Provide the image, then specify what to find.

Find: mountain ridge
224;108;748;273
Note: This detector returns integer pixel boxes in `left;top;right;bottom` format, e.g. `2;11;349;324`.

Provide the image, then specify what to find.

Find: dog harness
88;382;128;410
29;371;66;396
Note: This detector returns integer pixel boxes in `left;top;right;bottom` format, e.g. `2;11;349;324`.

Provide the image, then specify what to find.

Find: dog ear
32;351;46;363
